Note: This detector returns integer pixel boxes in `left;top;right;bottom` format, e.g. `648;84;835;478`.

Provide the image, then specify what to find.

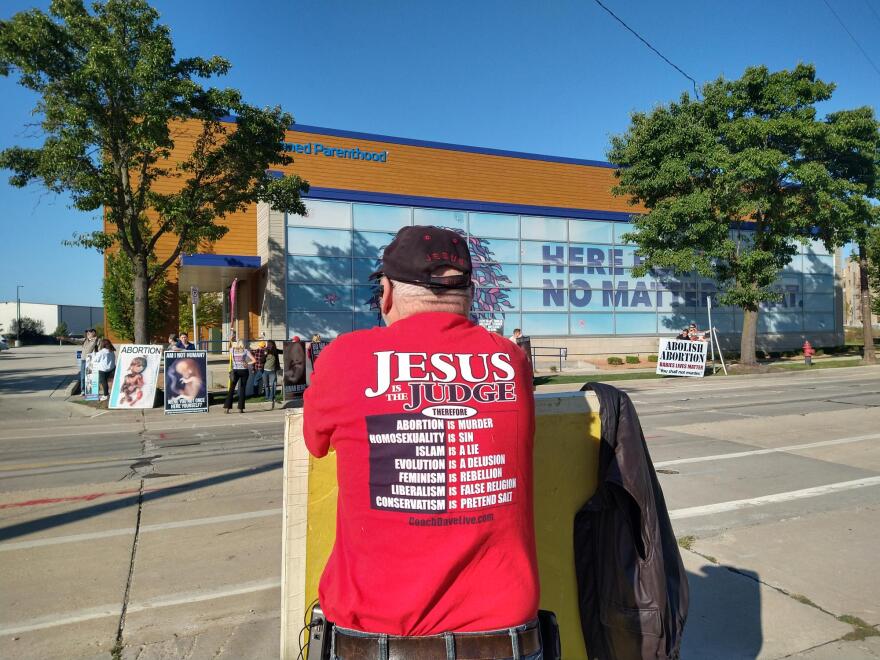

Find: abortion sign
655;338;708;378
109;344;163;409
164;351;208;414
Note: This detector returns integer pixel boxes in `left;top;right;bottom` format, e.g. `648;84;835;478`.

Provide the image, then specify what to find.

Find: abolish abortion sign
656;338;708;378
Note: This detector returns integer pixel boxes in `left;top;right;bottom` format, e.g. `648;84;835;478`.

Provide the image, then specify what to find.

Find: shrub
607;356;624;365
647;354;658;362
52;322;69;338
625;355;640;364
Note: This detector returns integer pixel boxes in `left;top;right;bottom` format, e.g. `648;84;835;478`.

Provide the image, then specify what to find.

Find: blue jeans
331;621;542;660
251;368;264;396
262;370;277;402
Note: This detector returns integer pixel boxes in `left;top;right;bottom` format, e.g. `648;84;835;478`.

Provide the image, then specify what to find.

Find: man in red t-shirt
304;226;542;659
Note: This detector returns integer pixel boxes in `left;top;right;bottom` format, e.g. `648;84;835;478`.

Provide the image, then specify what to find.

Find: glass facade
286;199;837;339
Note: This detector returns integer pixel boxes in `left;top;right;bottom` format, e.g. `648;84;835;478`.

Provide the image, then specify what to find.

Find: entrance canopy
178;253;261;293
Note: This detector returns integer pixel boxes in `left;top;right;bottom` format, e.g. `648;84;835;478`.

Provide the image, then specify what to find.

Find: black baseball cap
371;225;472;289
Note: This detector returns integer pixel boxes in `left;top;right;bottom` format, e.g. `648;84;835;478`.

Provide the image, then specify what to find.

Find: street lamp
16;285;23;347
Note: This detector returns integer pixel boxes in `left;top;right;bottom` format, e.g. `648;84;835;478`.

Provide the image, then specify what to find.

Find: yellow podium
281;391;601;659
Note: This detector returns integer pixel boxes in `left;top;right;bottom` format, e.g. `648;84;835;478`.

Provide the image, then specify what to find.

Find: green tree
10;317;45;341
0;0;308;344
820;108;880;363
609;64;873;365
177;290;222;336
867;226;880;319
103;251;170;341
52;321;69;337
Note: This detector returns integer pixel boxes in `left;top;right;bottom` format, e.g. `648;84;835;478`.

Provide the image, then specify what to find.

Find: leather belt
334;625;540;660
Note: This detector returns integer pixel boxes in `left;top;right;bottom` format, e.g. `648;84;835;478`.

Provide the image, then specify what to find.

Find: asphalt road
0;346;878;659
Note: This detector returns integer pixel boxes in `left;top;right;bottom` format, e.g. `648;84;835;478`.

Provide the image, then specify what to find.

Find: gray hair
388;279;472;317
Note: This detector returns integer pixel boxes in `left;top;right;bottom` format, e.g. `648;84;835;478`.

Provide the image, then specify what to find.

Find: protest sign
656;338;708;377
478;318;504;334
109;344;163;409
82;353;100;401
307;341;329;369
283;340;307;400
164;351;208;414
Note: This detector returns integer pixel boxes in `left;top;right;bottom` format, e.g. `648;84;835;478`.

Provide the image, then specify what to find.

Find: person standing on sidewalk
250;339;267;397
176;332;195;350
94;338;116;401
224;340;255;414
262;340;281;409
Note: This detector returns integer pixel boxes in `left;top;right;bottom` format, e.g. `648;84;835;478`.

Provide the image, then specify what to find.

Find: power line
863;0;880;26
822;0;880;79
592;0;701;99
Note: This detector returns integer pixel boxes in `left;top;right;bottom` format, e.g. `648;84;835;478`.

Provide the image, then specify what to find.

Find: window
469;212;518;238
295;200;351;228
521;313;569;336
615;312;657;334
353;231;396;259
613;222;635;244
287;284;353;312
414;208;466;231
520;241;567;264
287;227;351;257
570;313;614;335
470;237;520;263
353;204;411;232
287;256;352;284
569;220;612;244
522;288;566;312
522;265;568;288
472;262;519;288
289;312;353;339
521;216;567;241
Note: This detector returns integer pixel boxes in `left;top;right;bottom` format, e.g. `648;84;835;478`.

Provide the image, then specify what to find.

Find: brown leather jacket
575;382;689;659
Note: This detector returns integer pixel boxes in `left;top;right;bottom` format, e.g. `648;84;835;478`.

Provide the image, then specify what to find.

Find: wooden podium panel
281;391;601;659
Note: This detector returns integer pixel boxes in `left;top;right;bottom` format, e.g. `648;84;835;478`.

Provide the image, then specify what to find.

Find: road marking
669;476;880;520
655;432;880;468
0;508;282;552
0;578;280;636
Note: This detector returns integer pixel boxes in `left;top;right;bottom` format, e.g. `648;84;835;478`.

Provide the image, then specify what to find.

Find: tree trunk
740;307;759;366
858;243;877;364
133;254;150;344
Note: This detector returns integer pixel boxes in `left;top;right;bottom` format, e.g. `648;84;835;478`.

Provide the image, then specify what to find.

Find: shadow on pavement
682;564;763;659
0;460;282;542
0;368;75;395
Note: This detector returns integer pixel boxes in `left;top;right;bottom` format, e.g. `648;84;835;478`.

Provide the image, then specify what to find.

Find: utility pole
15;285;23;347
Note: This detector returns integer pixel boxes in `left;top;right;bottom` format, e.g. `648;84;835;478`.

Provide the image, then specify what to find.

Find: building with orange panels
165;121;841;356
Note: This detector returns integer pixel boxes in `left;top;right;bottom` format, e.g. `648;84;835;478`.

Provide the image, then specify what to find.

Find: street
1;347;879;658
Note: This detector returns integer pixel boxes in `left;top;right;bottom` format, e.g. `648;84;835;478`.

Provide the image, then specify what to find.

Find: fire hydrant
803;340;815;366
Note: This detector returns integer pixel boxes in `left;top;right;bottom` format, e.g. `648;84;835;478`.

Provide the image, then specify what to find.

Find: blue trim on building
181;254;261;268
303;187;638;222
220;115;616;169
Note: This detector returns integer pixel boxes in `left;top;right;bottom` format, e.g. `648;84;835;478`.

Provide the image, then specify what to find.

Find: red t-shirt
303;312;539;636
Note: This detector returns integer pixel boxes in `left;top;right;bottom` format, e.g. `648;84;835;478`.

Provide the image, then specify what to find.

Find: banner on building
82;353;100;401
655;338;708;378
109;344;163;409
283;340;307;400
164;350;208;414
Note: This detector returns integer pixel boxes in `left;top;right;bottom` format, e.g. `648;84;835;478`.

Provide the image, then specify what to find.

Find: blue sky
1;0;878;307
